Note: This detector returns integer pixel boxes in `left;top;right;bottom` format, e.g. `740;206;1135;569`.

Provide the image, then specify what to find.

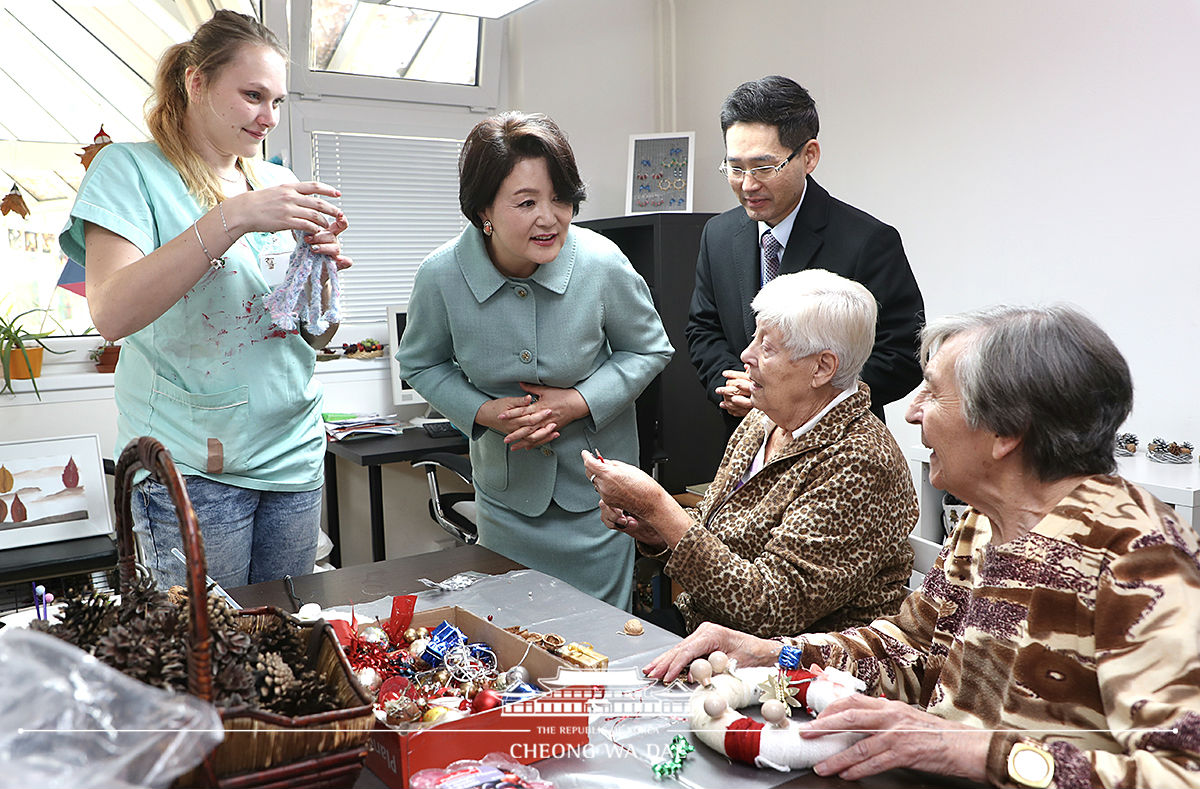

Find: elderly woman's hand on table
799;696;990;785
641;622;782;682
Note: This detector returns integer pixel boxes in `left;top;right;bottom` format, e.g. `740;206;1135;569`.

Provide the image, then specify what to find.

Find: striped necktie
761;229;782;285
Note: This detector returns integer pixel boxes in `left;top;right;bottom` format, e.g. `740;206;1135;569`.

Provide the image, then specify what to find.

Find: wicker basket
113;437;374;788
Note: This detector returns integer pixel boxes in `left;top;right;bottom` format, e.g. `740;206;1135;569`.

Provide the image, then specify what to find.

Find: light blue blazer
396;225;673;517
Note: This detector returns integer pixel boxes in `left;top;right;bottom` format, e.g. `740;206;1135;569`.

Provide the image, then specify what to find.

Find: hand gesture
475;394;558;450
225;181;346;238
598;499;662;546
515;383;588;432
716;366;753;417
305;213;353;271
581;450;663;523
799;696;990;784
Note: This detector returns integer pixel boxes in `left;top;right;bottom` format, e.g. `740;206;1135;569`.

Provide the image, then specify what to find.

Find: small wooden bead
708;650;729;675
703;694;728;718
689;658;713;687
761;699;789;727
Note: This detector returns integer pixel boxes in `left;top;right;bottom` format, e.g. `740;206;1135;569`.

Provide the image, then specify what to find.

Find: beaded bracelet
193;219;225;270
217;202;233;241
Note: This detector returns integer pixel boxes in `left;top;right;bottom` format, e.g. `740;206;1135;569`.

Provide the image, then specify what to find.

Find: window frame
280;0;503;110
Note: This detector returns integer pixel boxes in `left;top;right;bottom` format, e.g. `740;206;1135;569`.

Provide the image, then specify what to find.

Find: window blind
312;131;467;325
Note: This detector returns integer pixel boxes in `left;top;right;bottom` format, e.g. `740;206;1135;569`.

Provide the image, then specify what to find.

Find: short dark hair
921;305;1133;482
458;112;586;229
720;75;819;149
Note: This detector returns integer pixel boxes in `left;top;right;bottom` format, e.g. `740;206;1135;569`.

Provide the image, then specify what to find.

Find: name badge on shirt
256;231;296;288
260;251;290;287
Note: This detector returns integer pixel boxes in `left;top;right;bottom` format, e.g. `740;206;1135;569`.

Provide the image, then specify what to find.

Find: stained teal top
59;142;324;490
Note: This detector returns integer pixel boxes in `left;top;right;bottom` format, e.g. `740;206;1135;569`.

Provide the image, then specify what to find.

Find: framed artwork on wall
0;434;112;550
625;131;694;215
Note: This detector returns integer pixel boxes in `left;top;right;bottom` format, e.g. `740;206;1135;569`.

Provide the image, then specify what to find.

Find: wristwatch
1007;740;1055;788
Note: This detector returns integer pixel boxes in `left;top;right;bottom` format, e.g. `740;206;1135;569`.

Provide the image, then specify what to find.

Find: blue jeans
131;476;321;590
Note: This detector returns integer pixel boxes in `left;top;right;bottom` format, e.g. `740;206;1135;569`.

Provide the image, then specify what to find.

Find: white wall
504;0;660;221
516;0;1200;453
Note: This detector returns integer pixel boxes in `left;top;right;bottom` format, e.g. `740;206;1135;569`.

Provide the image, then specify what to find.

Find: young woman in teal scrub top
59;10;352;590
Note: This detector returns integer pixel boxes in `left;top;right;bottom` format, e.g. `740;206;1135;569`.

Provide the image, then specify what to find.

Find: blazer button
541;446;554;456
515;287;528;298
519;350;533;363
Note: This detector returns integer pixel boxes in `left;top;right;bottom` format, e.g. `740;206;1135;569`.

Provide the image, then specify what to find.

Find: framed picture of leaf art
0;434;112;550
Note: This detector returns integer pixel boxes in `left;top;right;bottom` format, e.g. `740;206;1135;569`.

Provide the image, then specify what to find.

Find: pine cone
39;589;118;654
257;615;308;667
214;661;257;708
257;651;296;701
267;668;339;716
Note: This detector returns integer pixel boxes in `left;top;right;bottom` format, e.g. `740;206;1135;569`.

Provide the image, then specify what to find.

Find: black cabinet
578;213;726;493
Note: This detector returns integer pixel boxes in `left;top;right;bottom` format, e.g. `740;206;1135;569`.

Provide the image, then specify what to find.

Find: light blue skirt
475;493;634;611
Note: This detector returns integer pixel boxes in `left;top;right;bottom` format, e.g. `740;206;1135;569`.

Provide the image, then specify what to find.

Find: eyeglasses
718;145;805;182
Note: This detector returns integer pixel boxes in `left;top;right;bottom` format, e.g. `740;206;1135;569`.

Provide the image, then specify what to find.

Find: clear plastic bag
410;752;554;788
0;629;223;789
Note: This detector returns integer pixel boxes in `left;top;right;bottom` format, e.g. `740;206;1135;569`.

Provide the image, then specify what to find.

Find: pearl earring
482;220;494;237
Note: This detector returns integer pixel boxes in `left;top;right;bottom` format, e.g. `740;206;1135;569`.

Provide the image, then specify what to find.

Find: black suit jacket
686;176;924;423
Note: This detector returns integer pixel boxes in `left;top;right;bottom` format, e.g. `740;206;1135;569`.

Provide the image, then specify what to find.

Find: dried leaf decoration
78;125;112;170
10;493;26;522
62;457;79;489
0;497;6;522
0;184;29;219
0;465;12;493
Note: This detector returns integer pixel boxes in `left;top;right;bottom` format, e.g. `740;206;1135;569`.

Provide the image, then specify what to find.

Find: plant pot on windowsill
8;345;43;379
1;308;68;399
90;343;121;373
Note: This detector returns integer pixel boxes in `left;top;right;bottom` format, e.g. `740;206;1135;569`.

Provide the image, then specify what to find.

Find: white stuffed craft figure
687;651;867;772
263;229;341;334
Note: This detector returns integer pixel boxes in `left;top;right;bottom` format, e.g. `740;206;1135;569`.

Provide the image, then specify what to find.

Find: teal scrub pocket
148;375;252;475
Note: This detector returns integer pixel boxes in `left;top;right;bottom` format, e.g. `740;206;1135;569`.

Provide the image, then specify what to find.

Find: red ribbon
725;716;764;764
785;667;818;708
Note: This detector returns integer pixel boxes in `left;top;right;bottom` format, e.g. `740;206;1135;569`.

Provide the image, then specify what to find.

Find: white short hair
750;269;877;389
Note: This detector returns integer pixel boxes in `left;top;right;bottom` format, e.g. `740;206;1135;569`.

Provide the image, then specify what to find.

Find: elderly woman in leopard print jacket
584;269;916;637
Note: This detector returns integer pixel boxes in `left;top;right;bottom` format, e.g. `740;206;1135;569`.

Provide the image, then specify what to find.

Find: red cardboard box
365;606;596;788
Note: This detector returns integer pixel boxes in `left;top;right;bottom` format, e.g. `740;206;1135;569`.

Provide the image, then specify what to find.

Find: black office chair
411;452;478;544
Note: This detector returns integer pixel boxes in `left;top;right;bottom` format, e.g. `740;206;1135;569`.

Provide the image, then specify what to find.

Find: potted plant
88;339;121;373
0;308;68;399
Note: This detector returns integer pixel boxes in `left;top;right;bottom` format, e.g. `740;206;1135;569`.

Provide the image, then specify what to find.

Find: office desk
324;429;469;564
0;535;117;586
230;543;519;610
229;549;981;789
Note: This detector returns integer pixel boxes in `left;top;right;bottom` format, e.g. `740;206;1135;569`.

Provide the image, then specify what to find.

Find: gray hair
921;304;1132;481
750;269;876;390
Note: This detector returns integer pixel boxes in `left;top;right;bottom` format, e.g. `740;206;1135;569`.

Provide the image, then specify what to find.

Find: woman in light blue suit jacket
396;113;673;608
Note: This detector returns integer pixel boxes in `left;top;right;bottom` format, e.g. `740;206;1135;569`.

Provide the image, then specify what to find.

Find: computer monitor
386;304;427;408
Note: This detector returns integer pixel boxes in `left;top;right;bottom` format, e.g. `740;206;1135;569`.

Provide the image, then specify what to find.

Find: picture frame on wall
0;434;113;551
625;131;695;215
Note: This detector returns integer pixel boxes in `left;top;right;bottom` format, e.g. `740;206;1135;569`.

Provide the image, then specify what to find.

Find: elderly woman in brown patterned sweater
582;268;916;637
644;305;1200;788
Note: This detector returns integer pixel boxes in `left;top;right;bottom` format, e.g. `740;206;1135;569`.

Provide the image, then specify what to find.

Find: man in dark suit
686;75;924;427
